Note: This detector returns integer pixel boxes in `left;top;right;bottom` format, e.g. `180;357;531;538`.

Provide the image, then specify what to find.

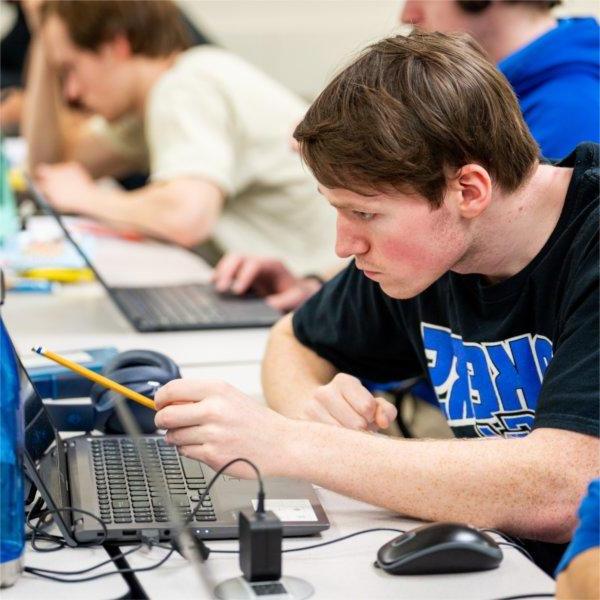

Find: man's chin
378;279;425;300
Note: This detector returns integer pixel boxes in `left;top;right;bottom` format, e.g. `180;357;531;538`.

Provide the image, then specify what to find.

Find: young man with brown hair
23;0;337;274
213;0;599;306
154;31;599;573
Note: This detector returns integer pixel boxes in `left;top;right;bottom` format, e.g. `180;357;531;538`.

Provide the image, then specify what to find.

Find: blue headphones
45;349;181;433
89;349;181;434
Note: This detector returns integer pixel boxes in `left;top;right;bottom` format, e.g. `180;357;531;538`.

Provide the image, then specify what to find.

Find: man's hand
305;373;398;431
21;0;45;32
35;161;97;214
212;254;322;312
154;379;293;478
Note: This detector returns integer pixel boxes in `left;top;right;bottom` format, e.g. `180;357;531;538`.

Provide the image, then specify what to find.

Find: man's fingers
155;401;204;430
176;444;207;463
231;258;263;294
374;397;398;429
313;385;369;430
164;424;204;446
213;254;244;292
154;378;233;409
266;287;306;312
334;374;379;423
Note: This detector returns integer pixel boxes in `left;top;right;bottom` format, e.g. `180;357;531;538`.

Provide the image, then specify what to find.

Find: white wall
179;0;404;100
178;0;599;100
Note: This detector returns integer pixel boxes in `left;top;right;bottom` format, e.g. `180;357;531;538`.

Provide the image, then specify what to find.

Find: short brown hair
40;0;191;57
294;30;539;207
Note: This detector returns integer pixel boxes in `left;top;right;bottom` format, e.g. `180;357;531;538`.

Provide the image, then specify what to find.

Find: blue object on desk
8;279;54;294
0;317;24;587
26;347;118;400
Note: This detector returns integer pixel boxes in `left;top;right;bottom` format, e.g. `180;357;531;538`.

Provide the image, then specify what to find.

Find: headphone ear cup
90;350;181;434
102;350;181;379
102;388;158;434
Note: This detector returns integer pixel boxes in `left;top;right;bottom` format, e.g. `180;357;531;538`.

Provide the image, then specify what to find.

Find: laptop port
122;530;136;536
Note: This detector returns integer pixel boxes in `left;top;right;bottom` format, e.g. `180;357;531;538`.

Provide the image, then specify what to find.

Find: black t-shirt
293;143;599;572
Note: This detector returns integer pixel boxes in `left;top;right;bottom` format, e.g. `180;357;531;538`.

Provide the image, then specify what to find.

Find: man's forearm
262;314;337;418
279;422;597;543
23;40;66;168
72;181;221;246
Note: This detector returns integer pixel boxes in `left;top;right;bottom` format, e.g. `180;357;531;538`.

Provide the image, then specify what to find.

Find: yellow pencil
32;346;156;411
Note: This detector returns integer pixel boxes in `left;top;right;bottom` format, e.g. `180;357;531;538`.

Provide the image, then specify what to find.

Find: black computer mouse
376;522;503;575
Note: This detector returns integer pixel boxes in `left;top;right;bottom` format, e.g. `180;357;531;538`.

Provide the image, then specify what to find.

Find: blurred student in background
23;0;338;275
400;0;600;160
0;0;210;140
215;0;600;310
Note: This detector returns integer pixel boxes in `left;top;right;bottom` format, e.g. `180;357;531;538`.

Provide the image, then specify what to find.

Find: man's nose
400;0;423;26
335;220;369;259
63;72;80;103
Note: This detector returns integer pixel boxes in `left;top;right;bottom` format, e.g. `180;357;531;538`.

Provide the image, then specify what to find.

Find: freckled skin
330;186;468;299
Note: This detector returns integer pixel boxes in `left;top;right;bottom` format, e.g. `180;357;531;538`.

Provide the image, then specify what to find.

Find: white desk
2;282;270;367
3;544;129;600
122;488;555;600
4;489;554;600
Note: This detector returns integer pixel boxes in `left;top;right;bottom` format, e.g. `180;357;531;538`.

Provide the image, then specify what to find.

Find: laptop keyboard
111;284;278;330
91;437;216;525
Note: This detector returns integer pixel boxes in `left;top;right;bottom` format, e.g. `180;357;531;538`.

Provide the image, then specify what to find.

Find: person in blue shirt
400;0;600;160
556;479;600;598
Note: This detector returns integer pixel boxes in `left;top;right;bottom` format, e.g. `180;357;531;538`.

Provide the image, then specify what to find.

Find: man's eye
352;211;375;221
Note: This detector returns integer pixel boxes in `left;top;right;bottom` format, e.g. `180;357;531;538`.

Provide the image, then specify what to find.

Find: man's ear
451;164;492;219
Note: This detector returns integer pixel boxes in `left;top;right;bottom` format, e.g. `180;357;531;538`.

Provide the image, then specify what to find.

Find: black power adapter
238;508;283;582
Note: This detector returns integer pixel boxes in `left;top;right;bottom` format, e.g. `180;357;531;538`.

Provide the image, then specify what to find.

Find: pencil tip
31;346;43;354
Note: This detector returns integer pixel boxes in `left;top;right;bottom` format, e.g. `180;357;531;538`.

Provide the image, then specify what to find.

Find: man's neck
129;53;180;114
477;7;558;63
456;163;573;283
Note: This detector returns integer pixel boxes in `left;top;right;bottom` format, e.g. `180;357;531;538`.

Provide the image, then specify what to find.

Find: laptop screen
3;317;73;533
21;357;57;463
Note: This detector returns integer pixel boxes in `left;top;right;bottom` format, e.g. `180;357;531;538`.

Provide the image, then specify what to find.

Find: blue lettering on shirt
421;323;554;438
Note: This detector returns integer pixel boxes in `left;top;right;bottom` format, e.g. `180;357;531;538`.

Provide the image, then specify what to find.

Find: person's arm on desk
155;377;598;545
263;314;396;428
36;164;224;247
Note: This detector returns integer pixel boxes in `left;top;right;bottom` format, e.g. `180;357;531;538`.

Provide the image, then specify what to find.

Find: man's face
42;15;132;121
322;185;469;299
400;0;479;36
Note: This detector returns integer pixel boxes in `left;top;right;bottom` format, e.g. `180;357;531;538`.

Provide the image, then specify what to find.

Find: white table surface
2;282;270;367
124;488;555;600
4;489;555;600
3;544;129;599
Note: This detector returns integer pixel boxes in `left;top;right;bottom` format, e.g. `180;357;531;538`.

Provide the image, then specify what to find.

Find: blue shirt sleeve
555;479;600;576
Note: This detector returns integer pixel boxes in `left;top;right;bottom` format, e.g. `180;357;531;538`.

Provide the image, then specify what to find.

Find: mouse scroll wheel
391;532;415;547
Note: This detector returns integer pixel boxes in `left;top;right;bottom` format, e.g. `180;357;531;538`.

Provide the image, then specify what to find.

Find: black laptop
8;327;329;545
29;184;281;332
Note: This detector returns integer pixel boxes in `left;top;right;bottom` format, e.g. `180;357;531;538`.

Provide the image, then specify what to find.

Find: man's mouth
357;266;382;279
